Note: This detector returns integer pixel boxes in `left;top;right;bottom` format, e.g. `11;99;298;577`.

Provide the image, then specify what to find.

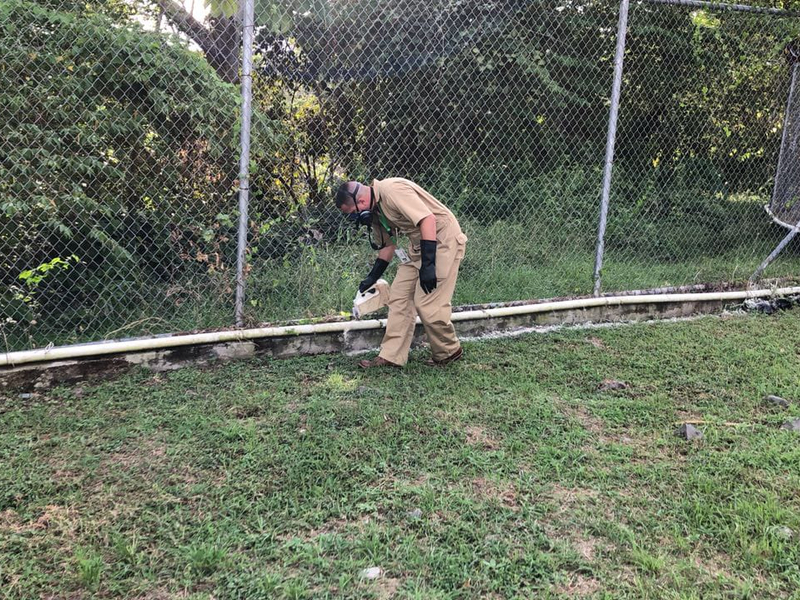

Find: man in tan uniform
335;178;467;368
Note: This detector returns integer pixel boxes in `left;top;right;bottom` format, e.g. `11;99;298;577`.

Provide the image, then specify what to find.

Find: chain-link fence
2;0;800;352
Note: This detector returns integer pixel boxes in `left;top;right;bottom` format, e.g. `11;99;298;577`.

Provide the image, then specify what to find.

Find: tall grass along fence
2;0;800;352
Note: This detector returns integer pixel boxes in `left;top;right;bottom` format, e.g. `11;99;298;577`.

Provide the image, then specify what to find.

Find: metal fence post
235;0;255;327
749;219;800;285
593;0;630;297
749;62;800;286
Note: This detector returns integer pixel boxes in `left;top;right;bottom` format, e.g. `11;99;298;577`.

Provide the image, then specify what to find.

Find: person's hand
419;240;437;294
359;258;389;293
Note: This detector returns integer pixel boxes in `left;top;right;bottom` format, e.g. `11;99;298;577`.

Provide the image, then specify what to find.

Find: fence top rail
643;0;800;17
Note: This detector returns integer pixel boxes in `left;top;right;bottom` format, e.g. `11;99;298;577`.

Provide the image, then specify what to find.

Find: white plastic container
352;279;390;319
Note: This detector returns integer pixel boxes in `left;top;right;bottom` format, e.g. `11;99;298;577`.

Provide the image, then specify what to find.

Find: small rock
598;379;628;392
780;419;800;432
72;387;85;398
676;423;703;441
765;394;790;409
18;393;33;400
359;567;382;580
744;298;774;314
773;526;794;540
407;508;423;520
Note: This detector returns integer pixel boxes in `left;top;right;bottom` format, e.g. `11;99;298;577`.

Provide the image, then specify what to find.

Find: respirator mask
345;184;389;250
346;183;373;226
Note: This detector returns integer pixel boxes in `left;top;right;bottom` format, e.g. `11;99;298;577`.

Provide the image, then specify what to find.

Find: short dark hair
335;181;358;209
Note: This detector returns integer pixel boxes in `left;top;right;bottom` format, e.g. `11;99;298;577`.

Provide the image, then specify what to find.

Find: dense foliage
260;0;799;206
0;0;275;338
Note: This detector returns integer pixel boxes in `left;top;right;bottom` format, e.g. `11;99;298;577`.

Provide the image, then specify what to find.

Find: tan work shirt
370;178;467;280
371;177;467;249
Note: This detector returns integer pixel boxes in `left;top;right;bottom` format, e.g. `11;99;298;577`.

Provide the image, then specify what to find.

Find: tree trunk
156;0;240;84
206;17;241;85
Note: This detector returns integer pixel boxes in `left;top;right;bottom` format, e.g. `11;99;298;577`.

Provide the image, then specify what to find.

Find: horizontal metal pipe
3;287;800;367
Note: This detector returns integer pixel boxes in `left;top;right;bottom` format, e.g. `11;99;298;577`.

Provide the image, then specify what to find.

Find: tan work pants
378;237;466;366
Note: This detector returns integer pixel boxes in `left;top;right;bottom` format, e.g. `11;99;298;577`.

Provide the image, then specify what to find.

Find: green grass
2;311;800;599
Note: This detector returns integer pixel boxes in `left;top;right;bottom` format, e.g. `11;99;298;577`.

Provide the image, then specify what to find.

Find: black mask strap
365;187;385;250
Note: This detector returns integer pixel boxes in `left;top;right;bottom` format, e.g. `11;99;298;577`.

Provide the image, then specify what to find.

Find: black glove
359;258;389;293
419;240;437;294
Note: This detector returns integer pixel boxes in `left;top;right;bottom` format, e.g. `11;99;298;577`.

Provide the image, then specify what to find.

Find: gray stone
407;508;423;520
744;299;774;314
773;526;794;540
676;423;703;441
359;567;382;580
765;394;790;409
780;419;800;432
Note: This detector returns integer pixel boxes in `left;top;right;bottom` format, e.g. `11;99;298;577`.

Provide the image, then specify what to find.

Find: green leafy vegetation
0;0;276;346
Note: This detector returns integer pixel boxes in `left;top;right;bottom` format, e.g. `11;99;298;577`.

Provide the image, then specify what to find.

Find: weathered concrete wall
0;297;764;393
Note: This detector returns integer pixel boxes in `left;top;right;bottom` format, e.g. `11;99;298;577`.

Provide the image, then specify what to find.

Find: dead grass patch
130;590;190;600
553;527;605;568
675;409;705;423
586;337;607;349
539;484;609;564
547;483;600;505
375;576;402;599
101;438;168;473
230;404;265;418
33;504;79;534
410;473;430;486
1;505;81;569
0;509;27;534
553;572;602;597
692;552;734;581
299;517;350;540
559;403;615;447
284;400;304;413
44;452;82;484
470;478;518;510
464;425;501;450
432;411;502;451
559;403;654;459
279;514;386;543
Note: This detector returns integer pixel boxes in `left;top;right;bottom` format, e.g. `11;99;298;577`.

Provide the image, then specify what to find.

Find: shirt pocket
455;232;467;260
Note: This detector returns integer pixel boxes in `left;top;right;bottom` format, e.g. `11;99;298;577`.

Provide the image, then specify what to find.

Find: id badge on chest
394;248;411;264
